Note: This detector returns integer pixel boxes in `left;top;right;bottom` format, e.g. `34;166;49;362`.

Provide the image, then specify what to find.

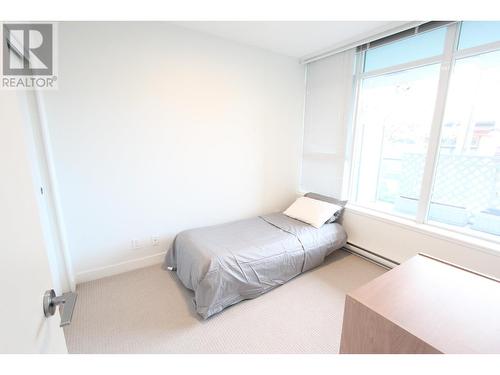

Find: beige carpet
64;250;385;353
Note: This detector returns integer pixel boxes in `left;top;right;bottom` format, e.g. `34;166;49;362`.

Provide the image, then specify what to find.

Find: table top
348;253;500;354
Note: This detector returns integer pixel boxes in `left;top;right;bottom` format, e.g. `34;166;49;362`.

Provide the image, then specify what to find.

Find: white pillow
283;197;343;228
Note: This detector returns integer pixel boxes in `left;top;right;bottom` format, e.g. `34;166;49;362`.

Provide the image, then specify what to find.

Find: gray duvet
163;212;347;319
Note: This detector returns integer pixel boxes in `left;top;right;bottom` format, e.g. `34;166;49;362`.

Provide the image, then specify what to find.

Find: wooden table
339;253;500;354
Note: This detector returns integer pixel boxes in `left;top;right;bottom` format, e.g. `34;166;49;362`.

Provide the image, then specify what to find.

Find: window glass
458;21;500;50
428;50;500;236
364;27;447;72
354;64;441;216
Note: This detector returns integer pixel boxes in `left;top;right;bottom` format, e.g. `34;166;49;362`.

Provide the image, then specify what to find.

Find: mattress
163;212;347;319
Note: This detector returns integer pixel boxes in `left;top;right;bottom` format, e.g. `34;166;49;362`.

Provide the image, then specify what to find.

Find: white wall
41;22;306;282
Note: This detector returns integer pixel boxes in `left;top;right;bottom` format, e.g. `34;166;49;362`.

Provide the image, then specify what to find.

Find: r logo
2;23;53;76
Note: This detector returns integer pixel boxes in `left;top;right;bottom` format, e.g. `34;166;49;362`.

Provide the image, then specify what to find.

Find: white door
0;89;68;353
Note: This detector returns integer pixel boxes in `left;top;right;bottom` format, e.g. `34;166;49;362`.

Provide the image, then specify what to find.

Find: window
458;21;500;50
429;50;500;236
351;21;500;241
364;27;447;72
354;64;440;216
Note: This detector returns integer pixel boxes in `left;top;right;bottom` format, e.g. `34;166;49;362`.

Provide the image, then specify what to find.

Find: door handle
43;289;78;327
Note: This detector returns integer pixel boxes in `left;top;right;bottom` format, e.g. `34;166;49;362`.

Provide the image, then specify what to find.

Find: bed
163;194;348;319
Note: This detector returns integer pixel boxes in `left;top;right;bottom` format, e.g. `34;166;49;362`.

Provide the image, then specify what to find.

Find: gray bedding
163;212;347;319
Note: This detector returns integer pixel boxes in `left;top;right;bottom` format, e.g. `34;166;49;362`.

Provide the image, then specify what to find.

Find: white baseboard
343;242;399;270
75;243;396;284
75;251;167;284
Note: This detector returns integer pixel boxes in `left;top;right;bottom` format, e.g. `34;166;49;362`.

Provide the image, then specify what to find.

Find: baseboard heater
343;242;400;270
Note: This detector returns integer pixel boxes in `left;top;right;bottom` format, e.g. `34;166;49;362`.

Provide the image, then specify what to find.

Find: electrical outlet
151;235;160;246
131;239;142;250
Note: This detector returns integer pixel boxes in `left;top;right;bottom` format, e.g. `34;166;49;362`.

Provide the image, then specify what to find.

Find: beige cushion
283;197;343;228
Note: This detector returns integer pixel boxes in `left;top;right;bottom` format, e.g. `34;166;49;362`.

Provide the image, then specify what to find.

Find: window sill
344;203;500;258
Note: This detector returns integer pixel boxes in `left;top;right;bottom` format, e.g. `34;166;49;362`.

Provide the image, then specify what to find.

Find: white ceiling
173;21;410;60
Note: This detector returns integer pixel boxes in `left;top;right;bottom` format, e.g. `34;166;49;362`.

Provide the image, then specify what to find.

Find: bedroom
1;0;500;373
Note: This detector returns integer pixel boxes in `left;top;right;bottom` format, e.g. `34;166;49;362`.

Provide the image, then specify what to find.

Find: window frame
347;21;500;245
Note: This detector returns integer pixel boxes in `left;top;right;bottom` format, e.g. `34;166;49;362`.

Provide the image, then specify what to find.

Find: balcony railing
375;153;500;235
